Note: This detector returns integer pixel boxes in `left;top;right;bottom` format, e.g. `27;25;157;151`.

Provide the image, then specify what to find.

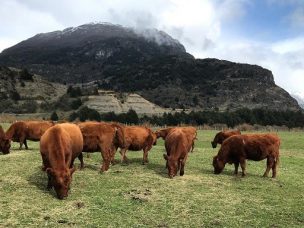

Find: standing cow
156;127;197;152
78;122;125;172
40;123;83;199
163;128;193;178
0;125;10;154
213;134;280;178
117;126;157;165
211;130;241;148
6;121;54;149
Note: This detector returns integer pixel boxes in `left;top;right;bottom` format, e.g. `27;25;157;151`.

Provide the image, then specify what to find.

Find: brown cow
156;127;197;152
213;134;280;178
0;125;10;154
6;121;54;149
117;126;157;164
78;121;125;172
40;123;83;199
211;129;241;148
163;128;193;178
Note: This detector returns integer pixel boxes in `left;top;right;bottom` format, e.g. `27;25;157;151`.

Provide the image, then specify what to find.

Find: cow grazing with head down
213;134;280;178
163;128;193;178
211;130;241;148
0;125;10;154
78;121;125;172
6;121;54;149
156;127;197;152
116;126;157;164
40;123;83;199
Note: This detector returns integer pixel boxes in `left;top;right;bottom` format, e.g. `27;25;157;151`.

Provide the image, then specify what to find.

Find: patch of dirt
124;188;152;202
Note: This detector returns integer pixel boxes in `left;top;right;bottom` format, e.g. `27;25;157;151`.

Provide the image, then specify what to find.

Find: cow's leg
234;162;239;175
120;148;128;163
100;147;111;172
47;174;52;190
24;139;28;150
240;158;247;177
142;148;149;165
263;157;274;177
78;153;84;169
142;143;153;164
271;157;278;178
110;146;117;165
180;154;189;176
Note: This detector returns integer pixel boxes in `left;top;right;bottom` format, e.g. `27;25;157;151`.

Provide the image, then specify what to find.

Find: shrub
20;68;33;81
50;111;59;121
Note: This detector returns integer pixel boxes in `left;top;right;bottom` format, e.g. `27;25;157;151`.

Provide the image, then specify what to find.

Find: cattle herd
0;121;280;199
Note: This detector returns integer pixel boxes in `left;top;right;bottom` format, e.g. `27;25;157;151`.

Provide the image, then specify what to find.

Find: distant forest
66;107;304;128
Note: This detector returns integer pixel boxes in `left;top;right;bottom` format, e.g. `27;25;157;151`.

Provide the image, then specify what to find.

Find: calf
117;126;157;164
40;123;83;199
213;134;280;178
163;129;193;178
78;122;125;172
211;130;241;148
0;125;10;154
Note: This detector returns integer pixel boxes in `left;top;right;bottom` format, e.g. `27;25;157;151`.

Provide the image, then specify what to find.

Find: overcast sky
1;0;304;97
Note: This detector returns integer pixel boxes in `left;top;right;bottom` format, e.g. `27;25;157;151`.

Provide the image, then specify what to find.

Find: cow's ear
163;154;168;160
70;167;76;175
46;168;55;176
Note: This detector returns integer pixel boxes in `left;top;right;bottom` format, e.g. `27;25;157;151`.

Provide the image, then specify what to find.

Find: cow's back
78;122;115;152
123;126;150;150
165;129;189;157
26;121;54;140
40;123;83;168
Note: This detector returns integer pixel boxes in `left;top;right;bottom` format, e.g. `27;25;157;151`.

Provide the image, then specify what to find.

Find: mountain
0;23;301;111
291;93;304;109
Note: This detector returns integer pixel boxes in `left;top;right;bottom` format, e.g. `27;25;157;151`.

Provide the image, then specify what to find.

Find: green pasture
0;124;303;227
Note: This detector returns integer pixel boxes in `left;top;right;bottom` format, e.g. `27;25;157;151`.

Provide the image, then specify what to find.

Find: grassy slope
0;126;303;227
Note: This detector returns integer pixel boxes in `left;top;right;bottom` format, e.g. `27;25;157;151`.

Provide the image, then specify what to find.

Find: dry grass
0;128;303;227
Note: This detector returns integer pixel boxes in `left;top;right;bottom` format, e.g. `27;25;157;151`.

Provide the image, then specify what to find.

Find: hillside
0;23;300;111
0;67;66;114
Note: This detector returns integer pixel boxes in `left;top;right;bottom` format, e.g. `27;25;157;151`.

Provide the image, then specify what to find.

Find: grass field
0;125;303;227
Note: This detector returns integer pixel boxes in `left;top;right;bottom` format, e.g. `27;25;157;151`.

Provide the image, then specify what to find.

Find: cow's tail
112;123;126;149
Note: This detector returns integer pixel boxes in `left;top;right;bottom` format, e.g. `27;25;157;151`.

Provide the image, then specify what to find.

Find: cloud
0;0;63;39
288;7;304;28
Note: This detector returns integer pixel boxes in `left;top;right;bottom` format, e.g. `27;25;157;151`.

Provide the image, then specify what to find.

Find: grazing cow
6;121;54;149
163;128;193;178
117;126;157;164
211;130;241;148
40;123;83;199
78;122;125;172
156;127;197;152
213;134;280;178
0;125;10;154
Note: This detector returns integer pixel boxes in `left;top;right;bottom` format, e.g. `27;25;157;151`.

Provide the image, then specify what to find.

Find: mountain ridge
0;23;300;112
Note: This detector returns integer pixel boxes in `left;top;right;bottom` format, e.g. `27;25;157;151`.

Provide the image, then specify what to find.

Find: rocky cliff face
0;23;300;111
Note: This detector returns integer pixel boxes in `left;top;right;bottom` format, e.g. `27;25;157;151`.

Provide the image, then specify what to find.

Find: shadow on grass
145;162;168;178
27;167;57;199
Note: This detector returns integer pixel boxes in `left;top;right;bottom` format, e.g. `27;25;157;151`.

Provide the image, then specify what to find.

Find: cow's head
46;167;76;199
0;138;11;154
155;128;172;140
212;155;225;174
211;132;223;148
163;154;179;178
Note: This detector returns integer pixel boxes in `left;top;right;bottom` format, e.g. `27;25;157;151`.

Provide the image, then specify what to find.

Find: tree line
57;106;304;128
